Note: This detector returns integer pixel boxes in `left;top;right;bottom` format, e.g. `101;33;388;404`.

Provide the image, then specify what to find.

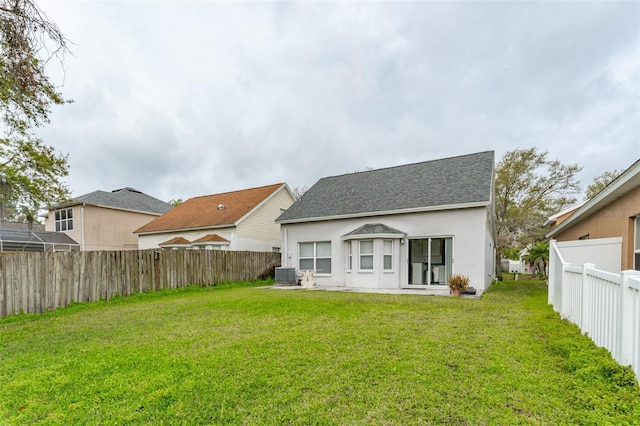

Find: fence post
548;239;567;311
548;240;556;306
619;270;640;368
580;263;596;335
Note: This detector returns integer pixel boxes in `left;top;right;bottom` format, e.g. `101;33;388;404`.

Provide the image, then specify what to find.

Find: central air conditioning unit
275;267;297;285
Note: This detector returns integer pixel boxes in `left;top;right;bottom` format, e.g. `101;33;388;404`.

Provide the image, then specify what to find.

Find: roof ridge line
320;151;494;181
186;182;284;200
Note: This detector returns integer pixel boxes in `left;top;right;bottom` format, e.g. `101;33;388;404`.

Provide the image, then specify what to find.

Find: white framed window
346;241;352;271
299;241;331;274
383;240;393;271
54;208;73;231
359;240;373;270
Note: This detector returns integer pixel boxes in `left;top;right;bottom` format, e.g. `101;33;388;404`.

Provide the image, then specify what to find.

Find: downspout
81;203;85;251
283;227;288;267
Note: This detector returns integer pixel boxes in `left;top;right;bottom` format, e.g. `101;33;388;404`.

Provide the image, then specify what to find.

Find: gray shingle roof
277;151;494;223
67;187;173;215
342;223;406;237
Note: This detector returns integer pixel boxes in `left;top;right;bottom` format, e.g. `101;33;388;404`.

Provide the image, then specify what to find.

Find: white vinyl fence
549;240;640;382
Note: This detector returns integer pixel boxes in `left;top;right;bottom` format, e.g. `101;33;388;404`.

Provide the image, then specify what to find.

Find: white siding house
277;152;496;293
135;183;295;252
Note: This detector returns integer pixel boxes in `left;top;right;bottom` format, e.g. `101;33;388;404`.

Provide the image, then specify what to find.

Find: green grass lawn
1;280;638;425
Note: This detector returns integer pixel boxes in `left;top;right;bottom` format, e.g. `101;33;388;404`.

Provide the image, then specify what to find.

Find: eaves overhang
546;159;640;239
277;201;490;225
47;201;165;217
341;233;406;240
543;201;587;227
135;224;236;236
192;240;229;245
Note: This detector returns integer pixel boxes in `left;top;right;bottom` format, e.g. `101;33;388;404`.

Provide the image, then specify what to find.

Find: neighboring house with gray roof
276;151;497;292
43;187;172;251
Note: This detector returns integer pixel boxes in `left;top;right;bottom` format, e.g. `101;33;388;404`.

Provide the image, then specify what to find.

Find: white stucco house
276;151;497;293
135;183;295;252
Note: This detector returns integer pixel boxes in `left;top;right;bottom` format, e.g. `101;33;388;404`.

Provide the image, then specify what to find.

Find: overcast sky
38;1;639;204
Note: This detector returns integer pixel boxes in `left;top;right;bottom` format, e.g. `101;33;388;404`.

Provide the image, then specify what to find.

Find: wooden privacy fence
0;250;280;318
549;240;640;383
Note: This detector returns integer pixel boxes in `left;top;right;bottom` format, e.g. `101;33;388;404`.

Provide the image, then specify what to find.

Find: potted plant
448;274;470;296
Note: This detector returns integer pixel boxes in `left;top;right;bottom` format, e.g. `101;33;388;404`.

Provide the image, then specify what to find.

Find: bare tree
291;185;308;200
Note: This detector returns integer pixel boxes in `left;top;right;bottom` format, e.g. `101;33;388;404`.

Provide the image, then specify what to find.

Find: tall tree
0;0;70;222
584;169;621;200
495;148;581;269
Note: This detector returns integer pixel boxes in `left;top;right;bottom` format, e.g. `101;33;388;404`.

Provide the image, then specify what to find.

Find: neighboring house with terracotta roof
43;187;173;251
135;183;295;252
546;158;640;271
543;201;587;228
276;151;497;292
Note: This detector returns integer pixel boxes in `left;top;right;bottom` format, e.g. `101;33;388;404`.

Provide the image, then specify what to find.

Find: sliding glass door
408;237;453;286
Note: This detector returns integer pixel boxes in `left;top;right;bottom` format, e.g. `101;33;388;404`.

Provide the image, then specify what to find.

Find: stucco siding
484;223;496;288
281;206;493;291
236;187;294;244
44;205;82;246
46;205;160;251
553;187;640;270
554;210;578;226
344;238;404;289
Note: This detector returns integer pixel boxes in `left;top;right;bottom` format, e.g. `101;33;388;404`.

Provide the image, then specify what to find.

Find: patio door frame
404;236;453;288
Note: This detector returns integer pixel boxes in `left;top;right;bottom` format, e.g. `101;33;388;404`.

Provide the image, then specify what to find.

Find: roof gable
192;234;229;244
277;151;494;223
342;223;406;240
135;183;286;234
60;187;172;215
159;237;191;246
547;158;640;238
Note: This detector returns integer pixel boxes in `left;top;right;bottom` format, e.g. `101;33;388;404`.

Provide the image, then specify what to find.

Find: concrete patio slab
260;285;482;298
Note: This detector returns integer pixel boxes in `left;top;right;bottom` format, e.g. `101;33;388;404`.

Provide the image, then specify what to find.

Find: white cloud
36;1;640;202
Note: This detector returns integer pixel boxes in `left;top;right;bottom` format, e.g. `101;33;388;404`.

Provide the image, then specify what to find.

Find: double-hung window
383;240;393;271
299;242;331;274
359;240;373;270
55;208;73;231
